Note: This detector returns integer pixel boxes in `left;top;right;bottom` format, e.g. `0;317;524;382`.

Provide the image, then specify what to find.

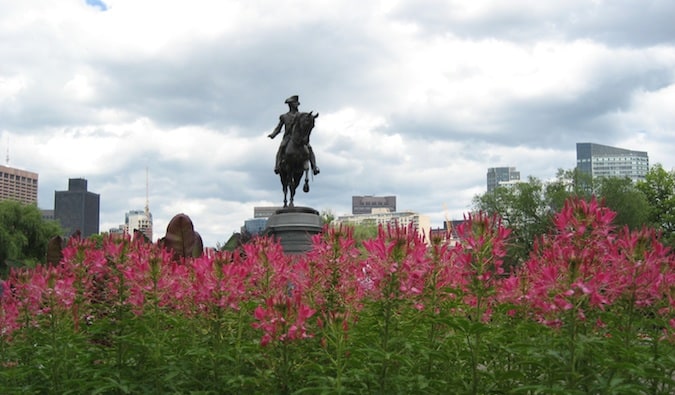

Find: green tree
636;164;675;245
320;209;335;225
545;168;593;212
473;176;554;270
328;221;379;247
351;222;379;243
595;176;649;230
0;200;63;274
473;165;675;268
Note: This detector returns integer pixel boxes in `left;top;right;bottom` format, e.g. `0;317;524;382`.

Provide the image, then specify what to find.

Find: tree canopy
636;164;675;245
472;165;675;268
0;200;63;274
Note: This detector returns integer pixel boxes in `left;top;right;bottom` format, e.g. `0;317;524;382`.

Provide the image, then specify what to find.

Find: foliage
349;222;380;244
0;200;62;275
320;209;335;225
546;167;593;207
219;231;253;252
473;166;669;267
472;176;554;269
1;199;674;394
596;176;650;229
637;164;675;246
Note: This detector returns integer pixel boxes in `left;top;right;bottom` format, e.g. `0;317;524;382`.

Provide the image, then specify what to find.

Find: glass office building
576;143;649;182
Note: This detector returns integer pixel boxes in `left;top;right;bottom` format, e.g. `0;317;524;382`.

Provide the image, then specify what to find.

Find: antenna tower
145;167;150;217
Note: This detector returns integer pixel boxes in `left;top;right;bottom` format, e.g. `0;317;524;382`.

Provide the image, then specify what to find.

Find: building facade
0;165;38;205
429;219;464;245
125;209;153;241
247;206;285;234
352;195;397;214
54;178;100;237
243;218;268;235
487;167;520;193
333;210;431;242
576;142;649;182
253;206;284;218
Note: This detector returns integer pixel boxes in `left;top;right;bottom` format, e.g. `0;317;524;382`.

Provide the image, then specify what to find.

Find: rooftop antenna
144;166;150;218
5;136;9;165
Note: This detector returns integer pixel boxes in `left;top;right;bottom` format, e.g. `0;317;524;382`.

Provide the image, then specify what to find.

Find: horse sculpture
279;111;318;207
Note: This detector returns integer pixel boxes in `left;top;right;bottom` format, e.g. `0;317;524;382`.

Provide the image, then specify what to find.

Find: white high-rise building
122;168;153;240
125;209;153;240
576;142;649;182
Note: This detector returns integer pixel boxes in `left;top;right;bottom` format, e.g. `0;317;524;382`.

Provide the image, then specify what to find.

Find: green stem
49;297;61;393
470;294;483;395
235;307;244;379
335;324;344;393
211;307;222;386
279;340;290;394
568;303;578;389
378;282;394;394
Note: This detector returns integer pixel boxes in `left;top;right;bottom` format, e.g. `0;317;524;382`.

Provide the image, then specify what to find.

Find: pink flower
510;197;675;332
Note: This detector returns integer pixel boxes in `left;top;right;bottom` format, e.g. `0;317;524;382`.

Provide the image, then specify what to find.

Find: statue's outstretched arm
268;118;284;138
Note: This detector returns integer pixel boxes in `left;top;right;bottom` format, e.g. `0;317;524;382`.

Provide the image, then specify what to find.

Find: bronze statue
268;95;319;207
269;95;319;175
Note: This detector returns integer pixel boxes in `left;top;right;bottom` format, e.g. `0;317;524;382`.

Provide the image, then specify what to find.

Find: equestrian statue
268;95;319;208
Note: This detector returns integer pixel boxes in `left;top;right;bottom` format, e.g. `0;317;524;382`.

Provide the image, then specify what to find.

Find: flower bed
1;198;673;394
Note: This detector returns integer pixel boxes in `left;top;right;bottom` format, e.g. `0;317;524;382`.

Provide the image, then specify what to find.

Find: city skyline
2;1;674;246
4;138;668;246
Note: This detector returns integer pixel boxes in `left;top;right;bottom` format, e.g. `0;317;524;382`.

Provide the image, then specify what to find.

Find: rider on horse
268;95;320;175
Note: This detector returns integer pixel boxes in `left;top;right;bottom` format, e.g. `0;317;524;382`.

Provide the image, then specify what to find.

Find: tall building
487;167;520;192
54;178;100;237
352;195;397;214
0;165;38;205
576;143;649;182
116;169;154;240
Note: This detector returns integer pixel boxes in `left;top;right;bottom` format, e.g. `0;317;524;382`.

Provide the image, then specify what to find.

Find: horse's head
291;111;319;143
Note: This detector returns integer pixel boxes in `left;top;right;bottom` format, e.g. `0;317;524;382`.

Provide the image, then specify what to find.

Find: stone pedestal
263;207;322;254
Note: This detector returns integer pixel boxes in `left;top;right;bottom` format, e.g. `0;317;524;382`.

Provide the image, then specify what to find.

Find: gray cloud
388;0;675;46
1;0;674;246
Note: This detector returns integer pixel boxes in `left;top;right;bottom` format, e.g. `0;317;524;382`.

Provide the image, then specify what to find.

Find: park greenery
1;195;673;394
472;165;675;269
0;200;62;276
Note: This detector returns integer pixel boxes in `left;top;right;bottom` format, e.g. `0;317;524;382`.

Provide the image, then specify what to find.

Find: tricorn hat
284;95;300;104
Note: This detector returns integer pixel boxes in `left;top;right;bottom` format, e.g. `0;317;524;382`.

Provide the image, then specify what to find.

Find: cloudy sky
1;0;674;246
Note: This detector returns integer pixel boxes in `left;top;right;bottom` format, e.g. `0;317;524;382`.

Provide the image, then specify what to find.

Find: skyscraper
54;178;100;237
576;143;649;182
0;165;38;205
487;167;520;193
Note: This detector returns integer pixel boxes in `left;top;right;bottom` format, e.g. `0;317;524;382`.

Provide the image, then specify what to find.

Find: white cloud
1;0;674;246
